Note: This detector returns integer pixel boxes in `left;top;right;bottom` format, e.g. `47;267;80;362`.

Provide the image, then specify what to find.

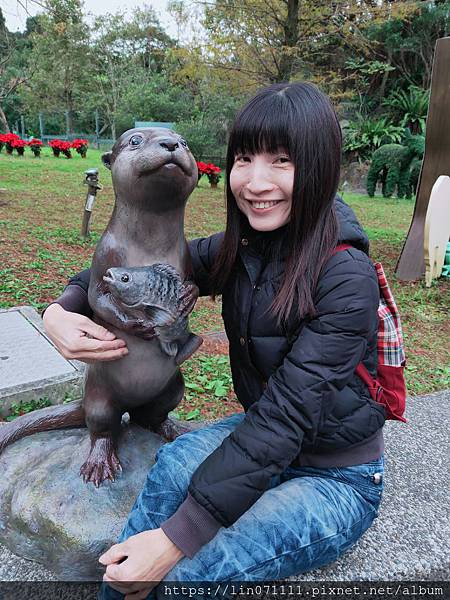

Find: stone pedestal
0;424;164;580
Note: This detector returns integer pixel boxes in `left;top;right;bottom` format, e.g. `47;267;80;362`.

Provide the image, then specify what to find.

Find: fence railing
39;134;115;150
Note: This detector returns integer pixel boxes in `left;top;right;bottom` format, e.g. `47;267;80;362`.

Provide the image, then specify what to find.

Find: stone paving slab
0;390;448;582
0;306;85;417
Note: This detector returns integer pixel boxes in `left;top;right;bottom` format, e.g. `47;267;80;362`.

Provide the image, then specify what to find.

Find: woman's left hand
99;528;184;599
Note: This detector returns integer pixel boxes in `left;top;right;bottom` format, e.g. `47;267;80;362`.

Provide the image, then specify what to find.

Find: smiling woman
212;83;341;324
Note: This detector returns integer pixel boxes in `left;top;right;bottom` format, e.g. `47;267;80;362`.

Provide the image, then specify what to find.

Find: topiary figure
366;130;425;199
409;156;422;197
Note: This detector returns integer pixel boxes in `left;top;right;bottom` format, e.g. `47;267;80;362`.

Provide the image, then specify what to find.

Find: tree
19;0;91;133
89;7;176;139
198;0;417;93
366;1;450;90
0;8;34;132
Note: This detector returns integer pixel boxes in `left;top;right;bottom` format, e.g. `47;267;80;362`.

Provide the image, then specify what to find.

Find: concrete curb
0;306;85;418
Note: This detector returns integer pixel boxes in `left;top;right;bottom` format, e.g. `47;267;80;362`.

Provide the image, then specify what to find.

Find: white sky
2;0;178;36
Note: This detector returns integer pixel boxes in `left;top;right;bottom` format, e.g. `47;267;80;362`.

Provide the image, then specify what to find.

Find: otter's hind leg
79;370;123;487
129;370;193;441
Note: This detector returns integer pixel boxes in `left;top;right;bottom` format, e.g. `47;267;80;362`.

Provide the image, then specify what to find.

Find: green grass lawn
1;149;448;420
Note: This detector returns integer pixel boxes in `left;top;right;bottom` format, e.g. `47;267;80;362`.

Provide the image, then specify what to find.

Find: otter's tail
0;401;85;454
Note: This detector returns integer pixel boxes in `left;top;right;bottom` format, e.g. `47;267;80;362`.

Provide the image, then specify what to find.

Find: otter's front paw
79;438;122;487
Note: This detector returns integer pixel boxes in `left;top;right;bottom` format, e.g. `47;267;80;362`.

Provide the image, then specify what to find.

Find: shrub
1;132;21;154
11;139;27;155
383;86;429;135
343;116;404;162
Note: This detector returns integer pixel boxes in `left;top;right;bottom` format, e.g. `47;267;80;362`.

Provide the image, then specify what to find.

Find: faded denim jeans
99;413;384;598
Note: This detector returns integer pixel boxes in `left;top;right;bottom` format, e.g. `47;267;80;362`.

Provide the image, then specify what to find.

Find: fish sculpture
103;264;202;363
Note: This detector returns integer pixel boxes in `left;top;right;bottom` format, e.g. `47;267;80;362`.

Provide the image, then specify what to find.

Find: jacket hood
335;195;370;254
241;194;370;256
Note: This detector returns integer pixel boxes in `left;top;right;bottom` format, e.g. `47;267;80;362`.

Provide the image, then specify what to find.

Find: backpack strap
355;363;383;401
332;242;381;394
332;243;353;254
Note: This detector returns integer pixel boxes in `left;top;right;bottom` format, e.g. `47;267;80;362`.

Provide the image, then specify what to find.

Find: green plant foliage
343;116;404;161
185;353;231;392
383;86;429;134
365;2;449;92
345;58;396;77
6;397;52;421
183;354;233;400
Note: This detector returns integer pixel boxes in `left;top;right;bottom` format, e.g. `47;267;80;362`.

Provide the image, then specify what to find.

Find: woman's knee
153;413;245;481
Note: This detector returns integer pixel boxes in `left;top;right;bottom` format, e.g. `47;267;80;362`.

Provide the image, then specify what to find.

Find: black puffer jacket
179;195;384;514
54;196;384;558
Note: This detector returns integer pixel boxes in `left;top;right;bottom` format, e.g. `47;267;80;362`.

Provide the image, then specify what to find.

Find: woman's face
230;151;294;232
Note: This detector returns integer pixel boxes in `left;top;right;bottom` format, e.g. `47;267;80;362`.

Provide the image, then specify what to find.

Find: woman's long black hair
210;82;341;325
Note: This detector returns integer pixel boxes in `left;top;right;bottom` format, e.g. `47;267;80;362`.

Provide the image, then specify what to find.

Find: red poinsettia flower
71;138;89;148
5;133;20;142
11;139;27;148
196;161;221;185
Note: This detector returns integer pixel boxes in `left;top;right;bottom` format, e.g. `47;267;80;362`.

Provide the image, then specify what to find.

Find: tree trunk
378;50;392;101
278;0;299;82
66;90;75;135
0;105;10;133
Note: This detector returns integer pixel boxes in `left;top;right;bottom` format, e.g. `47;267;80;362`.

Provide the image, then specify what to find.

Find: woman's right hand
43;303;129;363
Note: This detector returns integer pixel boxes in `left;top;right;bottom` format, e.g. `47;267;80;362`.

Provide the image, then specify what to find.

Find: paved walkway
1;390;448;582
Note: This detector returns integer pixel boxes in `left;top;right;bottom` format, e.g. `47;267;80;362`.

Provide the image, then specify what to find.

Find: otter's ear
102;151;112;170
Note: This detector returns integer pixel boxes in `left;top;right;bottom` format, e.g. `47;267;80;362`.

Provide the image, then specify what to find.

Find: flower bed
0;135;89;159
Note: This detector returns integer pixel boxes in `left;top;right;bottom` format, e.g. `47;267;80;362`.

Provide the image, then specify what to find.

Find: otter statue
0;128;203;486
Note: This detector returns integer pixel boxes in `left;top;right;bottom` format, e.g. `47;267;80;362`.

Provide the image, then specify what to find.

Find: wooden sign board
395;37;450;280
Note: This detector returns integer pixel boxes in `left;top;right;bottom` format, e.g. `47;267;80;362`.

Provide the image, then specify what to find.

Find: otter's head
102;128;198;212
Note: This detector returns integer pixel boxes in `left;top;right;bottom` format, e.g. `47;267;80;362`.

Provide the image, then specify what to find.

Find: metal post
95;109;100;150
81;169;102;239
39;112;44;140
20;115;25;138
65;110;70;139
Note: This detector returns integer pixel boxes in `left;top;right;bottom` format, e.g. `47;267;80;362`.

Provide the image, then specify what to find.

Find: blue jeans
99;413;384;598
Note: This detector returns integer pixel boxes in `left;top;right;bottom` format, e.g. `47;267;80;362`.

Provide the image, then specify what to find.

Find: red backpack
333;244;407;423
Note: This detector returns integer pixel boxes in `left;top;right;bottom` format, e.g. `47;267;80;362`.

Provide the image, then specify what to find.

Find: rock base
0;424;164;580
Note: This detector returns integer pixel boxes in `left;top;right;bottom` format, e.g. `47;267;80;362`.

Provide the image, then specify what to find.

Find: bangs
228;92;294;158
